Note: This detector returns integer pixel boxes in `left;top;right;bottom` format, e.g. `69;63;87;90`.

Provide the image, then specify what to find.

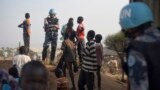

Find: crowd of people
1;6;104;90
0;2;160;90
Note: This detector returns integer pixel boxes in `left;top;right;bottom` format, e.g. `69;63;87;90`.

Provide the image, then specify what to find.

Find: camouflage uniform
125;27;160;90
42;16;59;62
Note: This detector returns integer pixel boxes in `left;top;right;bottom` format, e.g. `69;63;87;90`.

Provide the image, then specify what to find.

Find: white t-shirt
13;55;31;74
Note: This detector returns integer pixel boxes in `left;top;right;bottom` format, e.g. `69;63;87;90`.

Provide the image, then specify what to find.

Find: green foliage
0;50;3;57
105;31;125;52
6;47;14;57
105;31;127;82
0;47;14;57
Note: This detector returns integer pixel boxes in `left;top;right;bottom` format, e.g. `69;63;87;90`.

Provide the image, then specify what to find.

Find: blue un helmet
119;2;153;30
49;9;56;15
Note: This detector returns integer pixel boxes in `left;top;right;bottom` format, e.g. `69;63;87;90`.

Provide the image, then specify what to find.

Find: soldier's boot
50;46;56;65
42;46;49;64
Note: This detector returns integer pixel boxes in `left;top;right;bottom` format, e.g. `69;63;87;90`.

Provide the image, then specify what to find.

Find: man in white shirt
13;46;31;74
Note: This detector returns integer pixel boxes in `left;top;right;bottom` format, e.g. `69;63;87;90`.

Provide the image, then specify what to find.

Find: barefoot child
61;32;77;90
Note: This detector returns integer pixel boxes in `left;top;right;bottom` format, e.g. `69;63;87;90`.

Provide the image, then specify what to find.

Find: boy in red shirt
76;16;85;66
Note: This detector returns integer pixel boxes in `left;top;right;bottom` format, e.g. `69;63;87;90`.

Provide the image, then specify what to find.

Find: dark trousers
78;70;94;90
97;66;101;89
42;32;58;61
77;39;85;64
23;33;30;54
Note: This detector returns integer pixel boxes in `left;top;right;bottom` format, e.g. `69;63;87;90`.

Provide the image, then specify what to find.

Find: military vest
44;17;58;31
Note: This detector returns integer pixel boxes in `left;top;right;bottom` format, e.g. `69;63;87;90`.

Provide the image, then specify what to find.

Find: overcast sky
0;0;128;48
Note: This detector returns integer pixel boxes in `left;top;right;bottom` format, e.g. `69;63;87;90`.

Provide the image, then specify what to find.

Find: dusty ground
0;60;127;90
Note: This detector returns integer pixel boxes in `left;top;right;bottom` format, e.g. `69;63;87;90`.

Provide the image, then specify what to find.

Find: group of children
1;61;49;90
78;30;103;90
0;46;33;90
56;16;104;90
0;34;103;90
1;13;104;90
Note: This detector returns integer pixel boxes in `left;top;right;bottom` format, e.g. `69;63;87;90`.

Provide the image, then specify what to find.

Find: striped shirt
81;40;98;72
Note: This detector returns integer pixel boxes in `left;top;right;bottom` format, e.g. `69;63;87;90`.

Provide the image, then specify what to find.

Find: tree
0;50;3;57
6;47;14;57
105;31;125;52
105;31;127;82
